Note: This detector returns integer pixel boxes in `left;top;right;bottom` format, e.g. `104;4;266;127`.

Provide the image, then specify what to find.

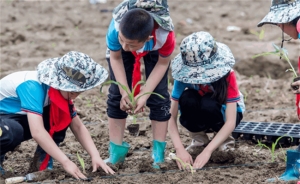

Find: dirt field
1;0;299;183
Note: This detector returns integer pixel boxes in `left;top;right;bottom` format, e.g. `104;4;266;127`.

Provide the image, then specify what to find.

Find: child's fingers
176;160;182;170
107;167;115;174
189;156;194;165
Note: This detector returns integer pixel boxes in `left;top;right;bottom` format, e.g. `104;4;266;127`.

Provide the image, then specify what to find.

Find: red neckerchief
197;84;212;96
40;87;73;170
132;51;148;96
297;56;300;120
131;23;158;96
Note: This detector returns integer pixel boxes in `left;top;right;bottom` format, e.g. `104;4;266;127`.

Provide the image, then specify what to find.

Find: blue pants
0;105;68;158
106;49;171;122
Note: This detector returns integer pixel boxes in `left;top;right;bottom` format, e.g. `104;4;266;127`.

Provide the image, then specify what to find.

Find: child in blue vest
258;0;300;181
0;51;114;179
105;0;175;168
168;31;245;170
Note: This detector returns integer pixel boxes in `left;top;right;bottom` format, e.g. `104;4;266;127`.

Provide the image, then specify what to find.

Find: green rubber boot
104;141;130;165
152;140;167;169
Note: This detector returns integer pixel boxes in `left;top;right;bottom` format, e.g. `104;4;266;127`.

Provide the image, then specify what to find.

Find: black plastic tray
232;121;300;145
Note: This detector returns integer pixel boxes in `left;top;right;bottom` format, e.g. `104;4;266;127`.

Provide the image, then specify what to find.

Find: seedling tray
232;121;300;145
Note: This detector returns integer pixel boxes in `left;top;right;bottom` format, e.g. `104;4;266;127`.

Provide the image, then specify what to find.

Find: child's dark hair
211;71;230;104
119;8;154;42
291;17;300;26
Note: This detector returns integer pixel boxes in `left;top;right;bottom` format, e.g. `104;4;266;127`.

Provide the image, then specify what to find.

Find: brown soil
1;0;299;184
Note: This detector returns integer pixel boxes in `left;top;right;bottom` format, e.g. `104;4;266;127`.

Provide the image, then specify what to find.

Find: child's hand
91;157;115;174
133;94;147;114
62;159;87;180
291;80;300;94
193;149;212;169
175;149;193;170
120;93;133;112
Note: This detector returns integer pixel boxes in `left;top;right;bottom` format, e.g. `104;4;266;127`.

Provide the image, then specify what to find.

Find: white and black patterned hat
171;32;235;84
257;0;300;27
37;51;108;92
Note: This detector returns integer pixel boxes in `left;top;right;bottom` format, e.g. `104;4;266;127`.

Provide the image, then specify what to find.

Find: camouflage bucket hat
257;0;300;27
112;0;174;31
171;32;235;84
37;51;108;92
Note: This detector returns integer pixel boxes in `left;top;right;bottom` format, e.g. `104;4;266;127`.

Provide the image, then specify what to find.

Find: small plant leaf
272;43;280;51
253;43;298;77
136;92;165;103
249;30;259;36
77;152;86;174
100;80;133;102
132;80;146;97
169;153;194;175
259;29;265;40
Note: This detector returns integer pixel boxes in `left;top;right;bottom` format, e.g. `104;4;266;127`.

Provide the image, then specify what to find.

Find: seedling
77;152;86;174
250;29;265;40
256;135;293;162
169;153;195;175
100;80;165;124
242;90;248;102
253;43;298;78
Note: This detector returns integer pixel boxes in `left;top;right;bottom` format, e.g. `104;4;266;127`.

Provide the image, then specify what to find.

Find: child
0;51;115;179
105;0;175;168
257;0;300;94
257;0;300;181
168;32;245;170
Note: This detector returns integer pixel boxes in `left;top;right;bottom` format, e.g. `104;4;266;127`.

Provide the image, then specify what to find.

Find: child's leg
105;50;135;164
144;51;171;167
106;49;135;144
178;89;210;150
179;91;243;151
0;114;26;174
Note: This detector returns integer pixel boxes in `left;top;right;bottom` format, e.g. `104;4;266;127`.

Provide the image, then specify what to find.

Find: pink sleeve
158;31;176;57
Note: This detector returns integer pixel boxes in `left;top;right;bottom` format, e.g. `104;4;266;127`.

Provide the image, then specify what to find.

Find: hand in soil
175;149;193;170
62;160;87;180
193;149;212;169
91;157;115;174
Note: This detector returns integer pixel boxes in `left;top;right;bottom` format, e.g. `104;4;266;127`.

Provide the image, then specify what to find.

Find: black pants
106;49;171;121
179;89;243;133
0;105;68;159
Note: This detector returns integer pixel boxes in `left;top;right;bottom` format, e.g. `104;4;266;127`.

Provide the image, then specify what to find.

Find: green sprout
86;100;93;107
77;152;86;174
100;80;165;124
250;29;265;40
256;135;293;162
253;43;298;78
169;153;195;175
243;90;248;102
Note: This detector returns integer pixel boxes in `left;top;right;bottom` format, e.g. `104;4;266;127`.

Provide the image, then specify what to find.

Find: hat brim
37;57;108;92
171;42;235;84
257;2;300;27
